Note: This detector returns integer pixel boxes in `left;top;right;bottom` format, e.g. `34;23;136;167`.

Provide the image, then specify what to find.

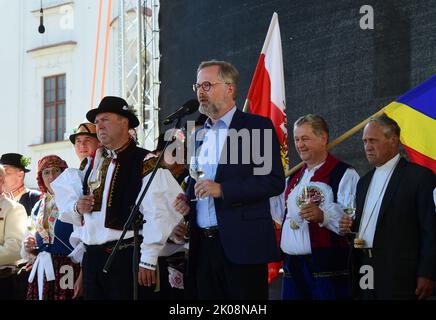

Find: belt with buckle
84;238;137;254
200;226;219;238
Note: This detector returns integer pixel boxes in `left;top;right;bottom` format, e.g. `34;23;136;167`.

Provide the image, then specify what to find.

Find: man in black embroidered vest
0;153;41;216
340;115;436;299
71;96;184;299
273;114;359;300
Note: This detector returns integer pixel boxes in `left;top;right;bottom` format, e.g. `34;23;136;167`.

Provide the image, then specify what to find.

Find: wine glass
344;193;356;216
343;192;357;234
293;185;311;228
88;169;102;195
25;224;38;252
189;156;205;201
301;186;312;224
302;186;311;205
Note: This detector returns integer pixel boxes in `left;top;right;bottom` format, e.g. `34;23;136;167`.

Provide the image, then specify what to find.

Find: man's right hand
138;266;156;287
339;214;353;234
76;195;95;214
173;193;190;216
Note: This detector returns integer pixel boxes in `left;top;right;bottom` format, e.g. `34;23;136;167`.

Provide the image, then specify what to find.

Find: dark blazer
352;157;436;299
20;189;41;216
186;109;285;268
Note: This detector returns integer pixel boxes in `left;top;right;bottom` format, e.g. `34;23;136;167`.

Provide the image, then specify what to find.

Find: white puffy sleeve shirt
52;163;184;271
271;166;359;255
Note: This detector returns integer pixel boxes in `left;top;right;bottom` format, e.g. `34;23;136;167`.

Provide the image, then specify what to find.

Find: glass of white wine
88;169;102;195
344;193;356;215
343;193;357;234
189;156;205;202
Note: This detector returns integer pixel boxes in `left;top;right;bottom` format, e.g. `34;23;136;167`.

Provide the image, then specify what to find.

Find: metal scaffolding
118;0;160;150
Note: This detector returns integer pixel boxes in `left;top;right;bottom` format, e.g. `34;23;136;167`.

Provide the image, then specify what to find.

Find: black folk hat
69;122;98;144
0;153;31;172
86;96;139;129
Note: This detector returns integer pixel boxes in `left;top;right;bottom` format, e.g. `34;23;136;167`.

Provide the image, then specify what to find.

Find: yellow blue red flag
384;75;436;174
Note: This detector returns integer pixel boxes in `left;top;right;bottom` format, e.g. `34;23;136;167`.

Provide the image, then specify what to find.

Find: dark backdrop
158;0;436;174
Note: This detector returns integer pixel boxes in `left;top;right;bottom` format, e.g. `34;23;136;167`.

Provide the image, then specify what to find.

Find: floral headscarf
36;155;68;193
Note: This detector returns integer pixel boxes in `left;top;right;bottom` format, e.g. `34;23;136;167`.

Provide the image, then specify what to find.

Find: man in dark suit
0;153;41;216
173;60;285;299
340;114;436;299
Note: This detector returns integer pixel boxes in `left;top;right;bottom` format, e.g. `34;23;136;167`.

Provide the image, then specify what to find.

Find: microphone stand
103;117;182;300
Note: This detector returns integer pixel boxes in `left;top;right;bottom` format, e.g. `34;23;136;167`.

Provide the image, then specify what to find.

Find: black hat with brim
0;153;30;172
86;96;139;129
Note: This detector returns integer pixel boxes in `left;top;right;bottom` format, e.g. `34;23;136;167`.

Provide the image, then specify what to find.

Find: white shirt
358;154;400;248
271;162;359;255
52;149;184;269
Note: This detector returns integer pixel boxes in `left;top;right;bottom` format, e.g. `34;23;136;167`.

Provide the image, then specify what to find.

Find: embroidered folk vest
284;153;351;272
84;142;150;230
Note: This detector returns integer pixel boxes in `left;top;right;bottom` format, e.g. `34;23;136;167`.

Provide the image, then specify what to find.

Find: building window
43;74;66;143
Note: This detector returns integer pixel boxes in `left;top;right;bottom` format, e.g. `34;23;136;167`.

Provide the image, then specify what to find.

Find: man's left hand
415;277;435;300
138;266;156;287
194;179;222;198
299;204;324;224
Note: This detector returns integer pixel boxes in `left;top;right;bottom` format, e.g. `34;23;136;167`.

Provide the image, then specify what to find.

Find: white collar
305;160;326;174
374;153;400;174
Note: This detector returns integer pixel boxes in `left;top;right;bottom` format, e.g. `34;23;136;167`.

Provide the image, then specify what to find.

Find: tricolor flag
245;12;288;168
384;75;436;174
245;12;287;284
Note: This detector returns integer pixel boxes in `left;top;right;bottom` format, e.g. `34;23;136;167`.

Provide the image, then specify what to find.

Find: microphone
163;99;199;125
38;8;45;34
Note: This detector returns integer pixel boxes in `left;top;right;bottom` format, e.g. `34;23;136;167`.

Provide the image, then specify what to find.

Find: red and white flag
246;12;288;167
245;12;287;284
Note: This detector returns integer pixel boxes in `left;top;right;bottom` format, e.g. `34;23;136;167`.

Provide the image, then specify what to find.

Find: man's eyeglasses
192;81;231;92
